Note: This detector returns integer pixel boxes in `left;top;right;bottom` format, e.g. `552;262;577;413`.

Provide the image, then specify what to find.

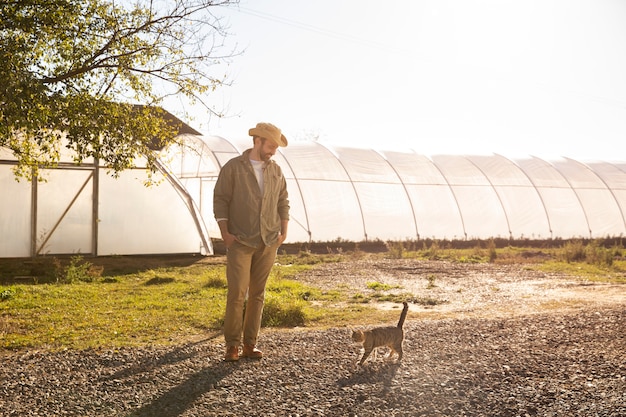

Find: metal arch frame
497;154;554;239
374;149;420;240
275;146;313;242
315;143;368;241
187;135;242;247
179;134;218;179
421;153;468;240
606;161;626;232
462;155;513;239
564;157;626;236
546;158;593;238
193;140;218;227
196;136;243;245
153;158;213;255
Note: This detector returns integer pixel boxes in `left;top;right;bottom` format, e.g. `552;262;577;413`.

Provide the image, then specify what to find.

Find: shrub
422;240;441;260
561;240;586;263
385;241;405;259
261;295;306;327
584;241;614;267
205;275;227;288
561;240;614;267
58;256;103;283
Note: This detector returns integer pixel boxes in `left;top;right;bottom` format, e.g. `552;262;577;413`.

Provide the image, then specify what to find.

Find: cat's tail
397;301;409;328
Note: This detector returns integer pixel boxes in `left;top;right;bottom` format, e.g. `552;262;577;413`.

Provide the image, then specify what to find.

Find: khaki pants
224;241;278;347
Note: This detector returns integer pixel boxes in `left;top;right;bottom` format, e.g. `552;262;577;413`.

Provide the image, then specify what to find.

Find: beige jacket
213;149;290;247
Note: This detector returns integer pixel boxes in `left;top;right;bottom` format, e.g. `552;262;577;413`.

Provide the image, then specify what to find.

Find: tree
0;0;238;180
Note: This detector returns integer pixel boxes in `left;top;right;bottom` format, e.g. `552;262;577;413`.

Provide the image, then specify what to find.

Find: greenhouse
1;131;626;258
0;139;211;258
166;134;626;245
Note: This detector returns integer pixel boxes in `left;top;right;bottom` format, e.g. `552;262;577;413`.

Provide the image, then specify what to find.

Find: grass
1;265;229;350
0;253;389;350
537;259;626;282
1;239;624;351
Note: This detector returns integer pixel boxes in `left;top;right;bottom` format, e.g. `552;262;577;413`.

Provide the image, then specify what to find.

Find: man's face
258;138;279;162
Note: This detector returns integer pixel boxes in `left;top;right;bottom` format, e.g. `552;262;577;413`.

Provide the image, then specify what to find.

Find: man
213;122;290;361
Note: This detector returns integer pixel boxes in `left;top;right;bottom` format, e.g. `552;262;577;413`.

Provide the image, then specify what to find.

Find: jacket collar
241;148;276;167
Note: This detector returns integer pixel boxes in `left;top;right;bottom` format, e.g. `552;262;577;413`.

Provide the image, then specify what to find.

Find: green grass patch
0;261;334;350
348;280;418;304
262;294;307;327
303;303;402;328
0;269;227;350
536;260;626;283
384;240;495;263
1;239;624;351
366;281;401;291
276;251;345;266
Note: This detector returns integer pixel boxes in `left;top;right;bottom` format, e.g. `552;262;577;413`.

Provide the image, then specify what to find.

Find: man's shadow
102;333;221;382
129;360;239;417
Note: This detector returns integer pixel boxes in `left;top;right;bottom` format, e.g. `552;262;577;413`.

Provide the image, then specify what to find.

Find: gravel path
1;259;625;416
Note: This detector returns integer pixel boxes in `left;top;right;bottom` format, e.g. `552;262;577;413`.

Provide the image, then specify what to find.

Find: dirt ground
291;257;625;317
1;256;624;416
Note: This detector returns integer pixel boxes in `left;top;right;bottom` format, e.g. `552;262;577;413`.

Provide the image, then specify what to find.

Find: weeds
562;240;587;263
205;275;227;289
1;287;16;300
385;241;406;259
366;281;400;291
487;239;498;263
56;256;103;284
276;251;344;266
261;295;306;327
422;240;441;260
411;296;447;306
426;274;437;289
561;240;618;267
0;238;623;350
384;239;621;271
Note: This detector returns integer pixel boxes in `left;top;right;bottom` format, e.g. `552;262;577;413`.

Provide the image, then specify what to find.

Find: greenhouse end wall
0;148;212;258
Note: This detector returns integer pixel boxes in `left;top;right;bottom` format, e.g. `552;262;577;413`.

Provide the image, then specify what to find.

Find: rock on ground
1;308;624;417
1;259;625;416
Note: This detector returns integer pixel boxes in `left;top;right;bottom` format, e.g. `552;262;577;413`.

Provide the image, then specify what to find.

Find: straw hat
249;122;288;147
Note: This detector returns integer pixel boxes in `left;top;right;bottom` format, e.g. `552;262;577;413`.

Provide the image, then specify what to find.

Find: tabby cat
351;301;409;365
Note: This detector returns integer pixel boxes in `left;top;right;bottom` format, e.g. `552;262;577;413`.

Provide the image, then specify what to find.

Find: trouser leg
223;242;254;347
242;243;278;346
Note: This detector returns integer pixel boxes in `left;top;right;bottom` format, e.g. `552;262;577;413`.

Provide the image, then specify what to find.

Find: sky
169;0;626;161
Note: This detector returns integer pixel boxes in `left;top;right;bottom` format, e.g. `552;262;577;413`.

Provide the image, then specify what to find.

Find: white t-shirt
250;159;265;194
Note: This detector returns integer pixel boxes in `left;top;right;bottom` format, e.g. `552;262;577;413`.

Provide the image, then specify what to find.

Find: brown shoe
224;345;239;362
242;345;263;359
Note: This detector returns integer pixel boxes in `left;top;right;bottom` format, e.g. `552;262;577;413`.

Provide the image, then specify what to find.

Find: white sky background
171;0;626;161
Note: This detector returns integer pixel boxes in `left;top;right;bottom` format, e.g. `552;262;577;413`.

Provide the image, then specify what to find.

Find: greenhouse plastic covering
2;133;626;258
164;135;626;244
0;144;210;257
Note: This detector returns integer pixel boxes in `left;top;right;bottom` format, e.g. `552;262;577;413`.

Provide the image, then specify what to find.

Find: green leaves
0;0;237;180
